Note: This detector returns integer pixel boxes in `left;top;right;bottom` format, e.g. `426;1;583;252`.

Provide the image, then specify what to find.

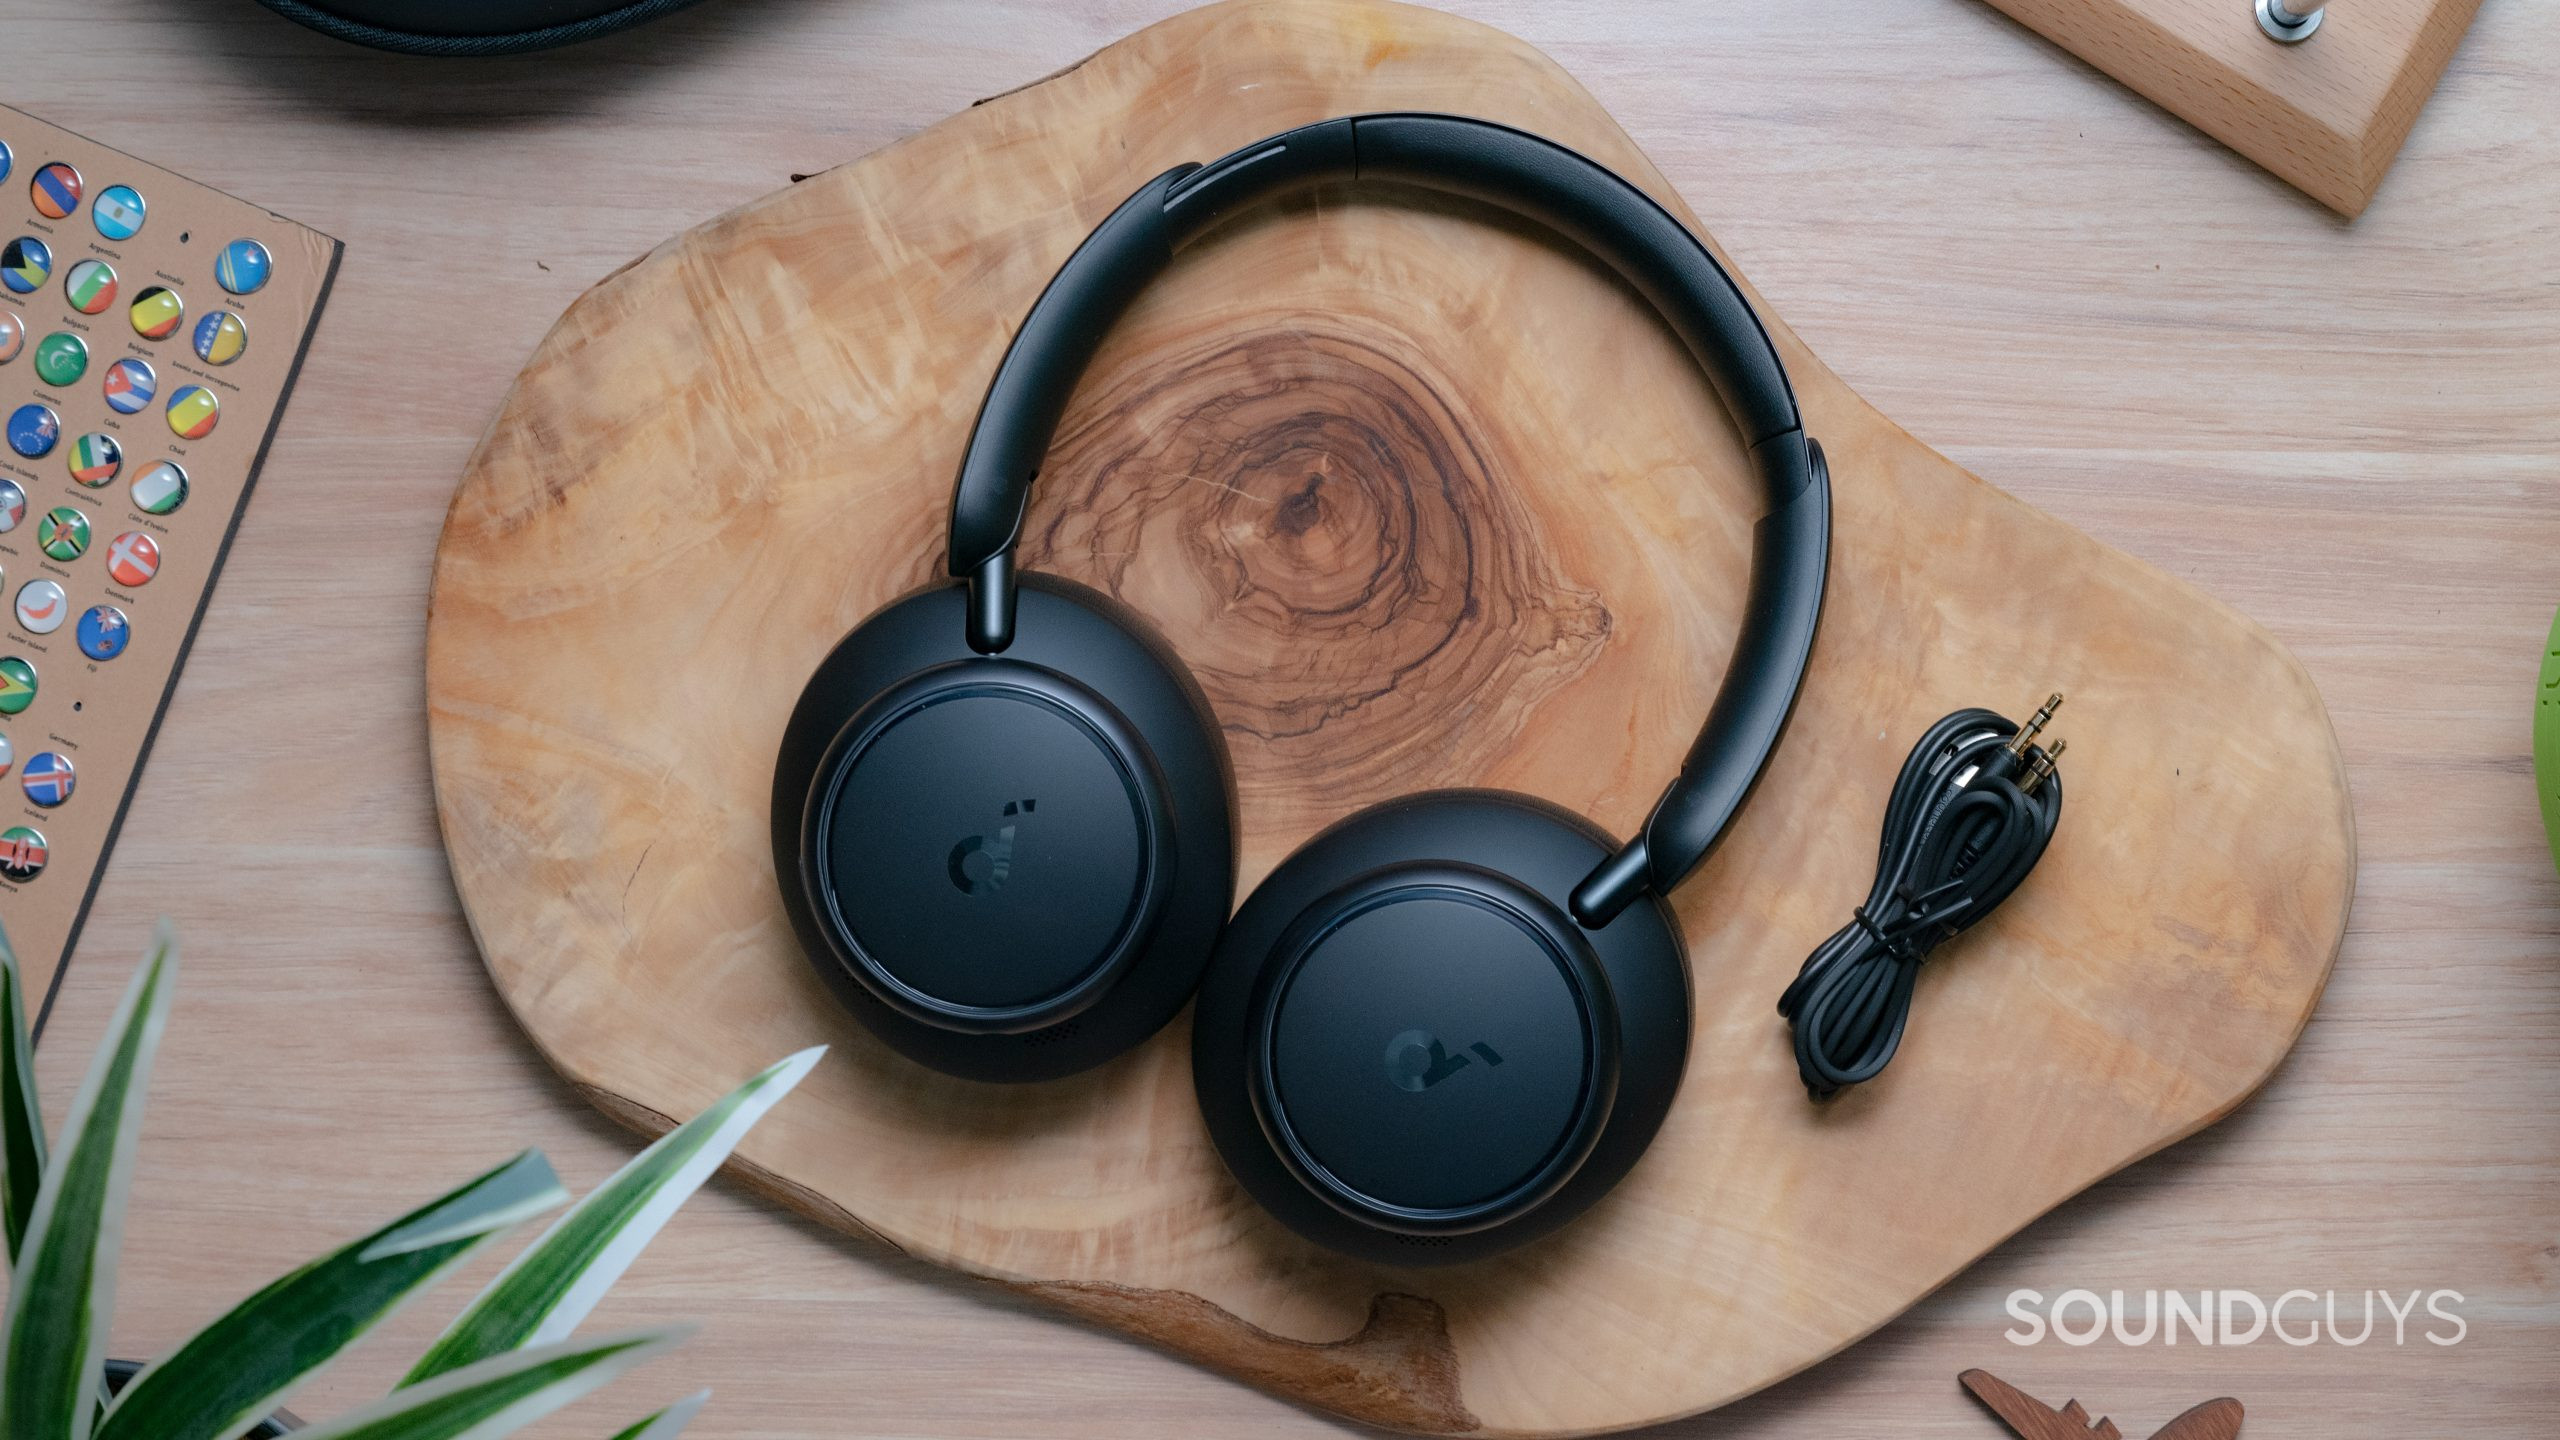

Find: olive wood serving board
424;2;2353;1433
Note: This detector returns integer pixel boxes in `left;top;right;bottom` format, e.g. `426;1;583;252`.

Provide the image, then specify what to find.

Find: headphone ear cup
1192;790;1688;1264
773;573;1234;1082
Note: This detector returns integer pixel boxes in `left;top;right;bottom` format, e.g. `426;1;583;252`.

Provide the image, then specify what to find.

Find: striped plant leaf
93;1150;570;1440
0;924;45;1268
604;1388;709;1440
0;922;178;1440
284;1328;686;1440
402;1047;823;1386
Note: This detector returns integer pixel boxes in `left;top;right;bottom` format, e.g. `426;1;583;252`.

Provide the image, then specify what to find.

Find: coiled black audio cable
1777;694;2068;1099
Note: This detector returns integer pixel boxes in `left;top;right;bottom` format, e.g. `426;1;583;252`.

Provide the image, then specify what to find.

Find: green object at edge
2537;604;2560;876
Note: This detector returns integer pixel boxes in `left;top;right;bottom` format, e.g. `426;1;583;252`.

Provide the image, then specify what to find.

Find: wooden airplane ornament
1961;1369;2245;1440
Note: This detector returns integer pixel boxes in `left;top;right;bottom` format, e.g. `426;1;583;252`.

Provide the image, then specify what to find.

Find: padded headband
945;113;1829;924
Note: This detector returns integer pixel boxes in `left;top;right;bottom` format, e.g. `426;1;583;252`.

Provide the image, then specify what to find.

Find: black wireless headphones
773;114;1828;1264
251;0;710;55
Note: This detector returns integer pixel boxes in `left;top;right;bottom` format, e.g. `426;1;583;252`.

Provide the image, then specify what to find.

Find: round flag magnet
20;752;71;808
130;460;187;516
166;385;218;440
101;357;155;415
67;432;121;487
0;312;20;366
0;480;24;533
216;237;272;295
0;658;36;716
0;140;10;185
63;258;116;315
32;331;85;388
0;734;14;781
105;531;159;588
92;184;146;242
37;507;88;562
129;284;184;341
0;825;48;881
5;404;58;460
192;310;247;366
1;236;51;295
76;605;127;661
30;162;81;221
13;580;65;636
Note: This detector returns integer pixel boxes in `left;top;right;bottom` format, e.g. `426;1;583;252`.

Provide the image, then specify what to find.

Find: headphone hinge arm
964;551;1017;654
1570;837;1653;928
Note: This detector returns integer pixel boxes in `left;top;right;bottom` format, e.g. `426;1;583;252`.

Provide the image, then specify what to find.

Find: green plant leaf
283;1328;686;1440
93;1150;570;1440
402;1048;822;1386
0;923;46;1268
603;1388;708;1440
0;921;178;1440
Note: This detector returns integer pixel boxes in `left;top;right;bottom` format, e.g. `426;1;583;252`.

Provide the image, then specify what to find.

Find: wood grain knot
1030;324;1610;804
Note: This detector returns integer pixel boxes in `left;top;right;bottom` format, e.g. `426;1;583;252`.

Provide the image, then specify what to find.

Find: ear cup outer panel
773;574;1236;1082
1193;791;1690;1265
1248;862;1622;1237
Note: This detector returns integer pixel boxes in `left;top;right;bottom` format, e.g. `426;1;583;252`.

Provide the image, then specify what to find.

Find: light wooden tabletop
14;1;2554;1436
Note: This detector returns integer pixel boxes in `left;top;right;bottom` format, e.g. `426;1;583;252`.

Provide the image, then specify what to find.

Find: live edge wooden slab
423;2;2353;1433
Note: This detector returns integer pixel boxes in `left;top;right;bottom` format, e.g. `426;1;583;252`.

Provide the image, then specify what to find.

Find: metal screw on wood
2257;0;2325;42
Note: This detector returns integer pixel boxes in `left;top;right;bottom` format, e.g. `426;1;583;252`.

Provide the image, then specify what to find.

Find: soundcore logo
947;798;1036;896
1385;1029;1505;1092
